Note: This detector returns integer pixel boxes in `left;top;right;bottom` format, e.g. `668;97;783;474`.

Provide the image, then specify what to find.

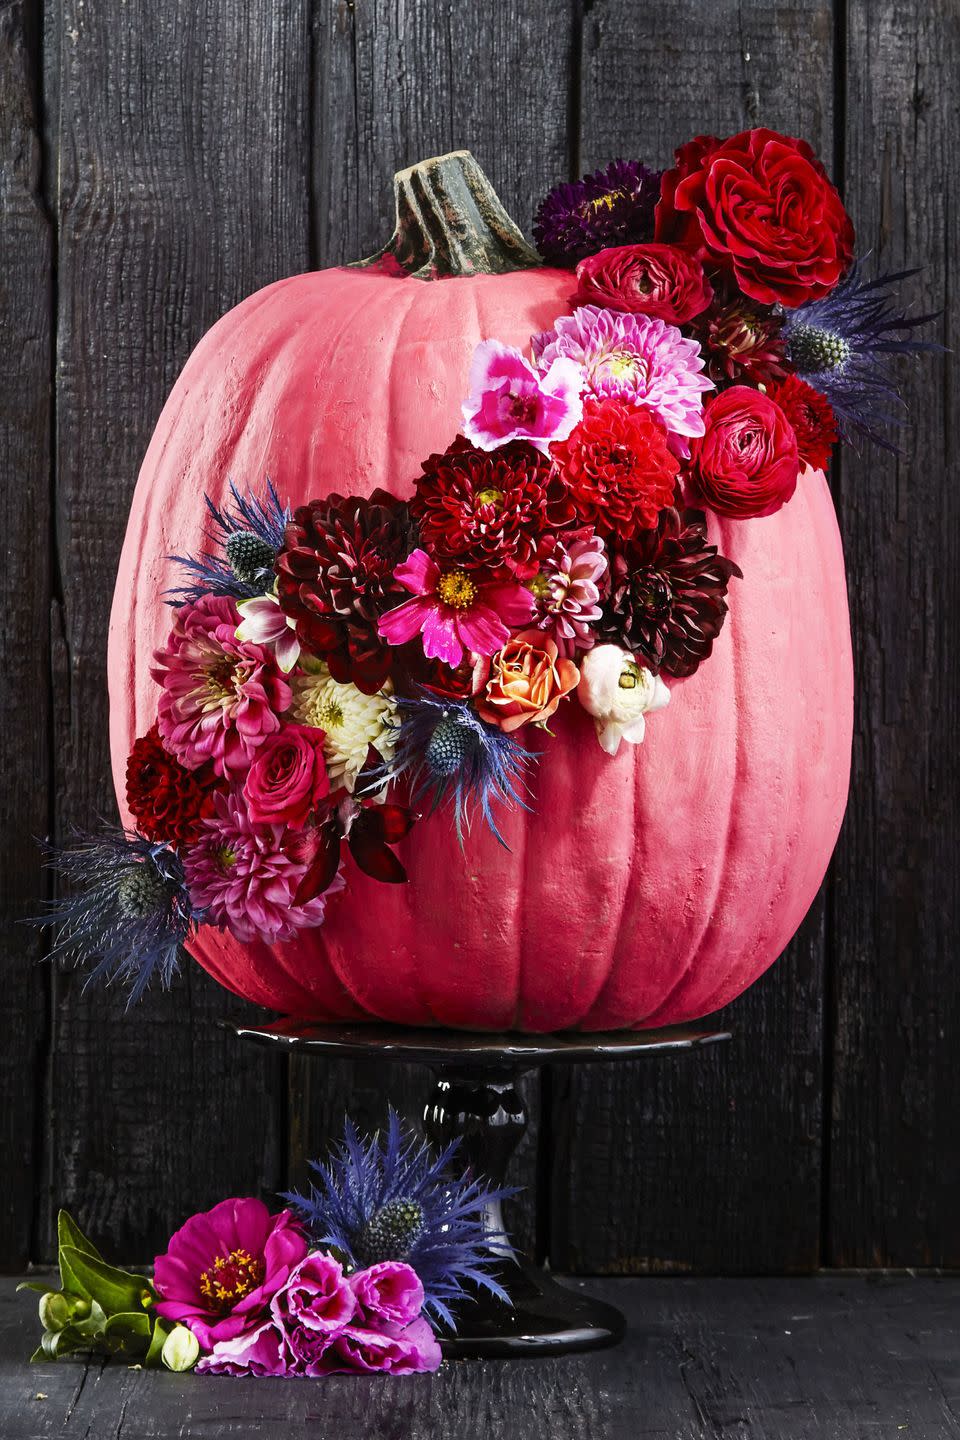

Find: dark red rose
764;374;839;471
551;398;680;539
690;386;799;519
573;242;713;324
125;725;219;847
243;725;330;830
655;128;855;308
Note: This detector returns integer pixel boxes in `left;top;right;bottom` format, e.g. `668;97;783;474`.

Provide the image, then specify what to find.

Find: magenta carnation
349;1261;424;1327
529;529;608;656
183;791;343;944
320;1316;442;1376
461;339;582;454
532;304;713;446
196;1315;292;1376
152;594;292;780
153;1198;308;1351
378;548;534;669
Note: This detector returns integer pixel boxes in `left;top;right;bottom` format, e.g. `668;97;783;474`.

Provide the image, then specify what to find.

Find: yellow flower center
198;1248;265;1313
475;487;504;509
438;570;477;610
583;191;622;214
217;846;238;869
312;697;344;730
618;661;642;690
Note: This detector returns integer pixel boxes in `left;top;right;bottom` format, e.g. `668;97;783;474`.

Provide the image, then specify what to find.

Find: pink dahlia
153;1197;308;1351
183;791;343;944
529;529;608;656
152;594;292;780
377;548;534;669
461;339;582;454
532;304;713;446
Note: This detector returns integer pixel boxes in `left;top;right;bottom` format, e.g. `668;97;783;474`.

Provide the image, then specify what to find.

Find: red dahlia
411;437;556;579
276;490;418;694
126;725;219;847
764;374;839;471
550;398;680;540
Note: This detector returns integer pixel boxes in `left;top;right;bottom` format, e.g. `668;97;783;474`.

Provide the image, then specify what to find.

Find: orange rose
476;630;580;733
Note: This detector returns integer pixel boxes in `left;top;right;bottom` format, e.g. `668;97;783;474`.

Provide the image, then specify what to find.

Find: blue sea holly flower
168;478;290;604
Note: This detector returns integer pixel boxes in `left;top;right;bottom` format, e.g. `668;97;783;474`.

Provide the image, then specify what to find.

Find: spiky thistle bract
368;692;535;847
779;263;943;451
284;1110;517;1331
34;827;197;1005
168;479;290;604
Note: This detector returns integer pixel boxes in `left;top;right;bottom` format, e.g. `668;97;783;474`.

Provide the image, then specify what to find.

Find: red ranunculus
573;242;713;324
242;724;330;830
690;386;799;519
655;128;855;308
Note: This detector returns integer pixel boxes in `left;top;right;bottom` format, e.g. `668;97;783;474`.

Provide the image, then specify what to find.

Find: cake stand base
233;1020;730;1359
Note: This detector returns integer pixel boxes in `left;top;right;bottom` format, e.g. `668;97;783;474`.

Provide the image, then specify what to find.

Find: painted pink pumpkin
108;153;852;1032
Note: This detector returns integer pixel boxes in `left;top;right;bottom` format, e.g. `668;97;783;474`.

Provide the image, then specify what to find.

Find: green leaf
57;1210;100;1261
58;1248;152;1318
16;1281;51;1295
29;1345;48;1364
57;1247;91;1302
144;1317;174;1370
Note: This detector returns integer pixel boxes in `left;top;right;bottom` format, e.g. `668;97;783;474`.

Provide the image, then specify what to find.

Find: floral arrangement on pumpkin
22;1114;512;1377
40;128;937;996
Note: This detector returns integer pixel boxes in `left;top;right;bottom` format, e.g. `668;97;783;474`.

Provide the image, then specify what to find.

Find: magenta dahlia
528;530;608;657
183;791;343;944
152;595;292;781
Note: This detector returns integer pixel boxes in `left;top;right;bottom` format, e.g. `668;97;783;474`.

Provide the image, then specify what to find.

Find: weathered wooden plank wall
0;0;955;1272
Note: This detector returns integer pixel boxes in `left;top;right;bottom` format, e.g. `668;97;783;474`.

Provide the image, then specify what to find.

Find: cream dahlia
291;658;397;794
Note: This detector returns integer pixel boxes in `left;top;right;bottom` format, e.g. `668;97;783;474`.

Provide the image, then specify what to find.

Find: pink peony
242;724;329;830
461;339;582;454
532;304;713;447
529;530;608;656
349;1262;424;1327
183;790;343;944
153;1198;307;1351
378;548;533;669
152;594;292;780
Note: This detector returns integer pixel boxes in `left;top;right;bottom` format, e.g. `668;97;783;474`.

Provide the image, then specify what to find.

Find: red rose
573;242;713;325
690;386;799;519
551;398;680;539
655;128;855;308
243;724;330;829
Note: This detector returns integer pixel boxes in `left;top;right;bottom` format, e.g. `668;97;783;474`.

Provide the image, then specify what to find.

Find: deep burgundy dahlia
764;373;839;471
276;490;418;695
126;724;219;847
411;437;557;579
692;298;788;387
550;399;680;540
598;507;742;678
533;159;662;266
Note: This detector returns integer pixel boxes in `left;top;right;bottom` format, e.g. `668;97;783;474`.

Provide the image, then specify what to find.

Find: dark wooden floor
3;1274;958;1439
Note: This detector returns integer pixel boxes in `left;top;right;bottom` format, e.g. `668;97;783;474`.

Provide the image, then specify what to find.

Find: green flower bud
161;1324;200;1372
38;1291;89;1332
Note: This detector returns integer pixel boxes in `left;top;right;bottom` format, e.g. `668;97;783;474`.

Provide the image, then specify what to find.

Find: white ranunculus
577;643;670;756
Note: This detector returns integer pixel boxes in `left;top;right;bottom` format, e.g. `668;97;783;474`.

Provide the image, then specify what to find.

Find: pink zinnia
152;594;292;780
377;548;533;669
153;1197;307;1351
183;791;343;944
461;339;582;454
532;304;713;445
529;530;608;657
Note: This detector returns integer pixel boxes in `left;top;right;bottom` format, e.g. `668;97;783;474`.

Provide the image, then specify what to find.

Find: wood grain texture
41;0;313;1260
550;0;835;1274
0;0;51;1271
829;0;960;1265
3;1273;960;1438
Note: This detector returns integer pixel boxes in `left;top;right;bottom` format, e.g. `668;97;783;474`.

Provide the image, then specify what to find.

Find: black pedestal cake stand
233;1019;730;1359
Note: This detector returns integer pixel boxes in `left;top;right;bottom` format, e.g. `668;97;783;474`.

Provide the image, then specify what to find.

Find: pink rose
690;386;799;519
349;1262;424;1327
242;724;330;829
573;243;713;324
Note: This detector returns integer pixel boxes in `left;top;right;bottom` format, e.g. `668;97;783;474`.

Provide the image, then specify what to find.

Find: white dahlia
291;658;396;793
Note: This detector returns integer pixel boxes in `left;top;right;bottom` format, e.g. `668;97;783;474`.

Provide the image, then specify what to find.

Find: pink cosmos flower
152;594;292;780
153;1198;308;1351
532;304;713;447
461;339;582;454
377;548;533;669
183;790;343;944
529;529;608;656
236;591;301;673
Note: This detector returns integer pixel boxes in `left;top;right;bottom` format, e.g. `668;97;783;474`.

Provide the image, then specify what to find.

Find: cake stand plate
233;1019;730;1359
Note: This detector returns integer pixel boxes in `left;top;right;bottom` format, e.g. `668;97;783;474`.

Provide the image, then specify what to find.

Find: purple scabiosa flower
529;530;608;657
532;306;713;447
779;264;943;451
533;159;662;265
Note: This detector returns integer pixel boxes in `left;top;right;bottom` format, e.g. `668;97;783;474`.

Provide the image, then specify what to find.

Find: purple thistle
168;479;290;605
284;1110;517;1332
779;264;943;452
533;159;662;266
368;692;535;848
32;827;197;1005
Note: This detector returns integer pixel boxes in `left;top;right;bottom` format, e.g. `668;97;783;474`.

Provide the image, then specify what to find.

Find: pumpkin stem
356;151;541;280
